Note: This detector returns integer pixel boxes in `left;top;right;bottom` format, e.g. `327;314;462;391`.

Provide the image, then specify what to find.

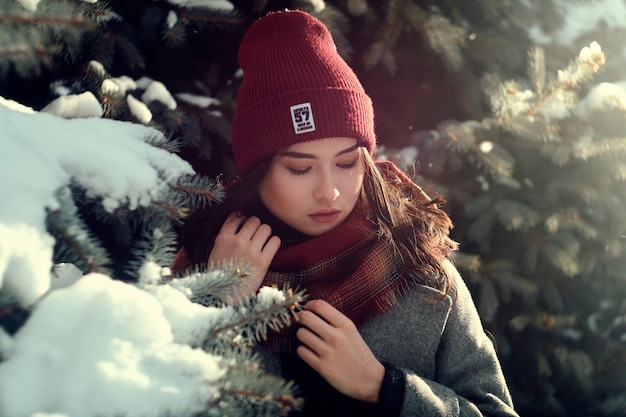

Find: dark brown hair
358;150;457;293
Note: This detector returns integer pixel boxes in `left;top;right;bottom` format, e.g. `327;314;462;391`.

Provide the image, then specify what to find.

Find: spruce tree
2;0;625;416
385;41;626;417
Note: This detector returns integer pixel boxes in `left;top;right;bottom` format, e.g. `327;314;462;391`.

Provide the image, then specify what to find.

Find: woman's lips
309;209;341;224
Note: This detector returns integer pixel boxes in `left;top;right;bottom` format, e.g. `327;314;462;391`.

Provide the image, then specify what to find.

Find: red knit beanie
231;9;376;177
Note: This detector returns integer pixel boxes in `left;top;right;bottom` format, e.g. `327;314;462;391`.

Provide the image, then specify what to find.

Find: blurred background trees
2;0;625;415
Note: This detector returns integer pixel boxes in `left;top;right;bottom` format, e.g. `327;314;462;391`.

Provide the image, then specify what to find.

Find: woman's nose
313;173;340;202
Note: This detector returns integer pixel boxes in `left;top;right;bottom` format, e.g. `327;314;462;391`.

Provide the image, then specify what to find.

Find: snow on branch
0;96;193;305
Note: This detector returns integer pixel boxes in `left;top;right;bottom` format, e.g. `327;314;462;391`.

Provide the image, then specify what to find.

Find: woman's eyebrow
279;144;359;159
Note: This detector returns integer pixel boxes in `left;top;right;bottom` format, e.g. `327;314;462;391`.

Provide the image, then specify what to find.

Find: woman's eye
287;167;311;175
337;159;357;169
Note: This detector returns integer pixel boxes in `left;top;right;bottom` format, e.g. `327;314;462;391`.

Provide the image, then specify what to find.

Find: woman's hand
296;299;385;403
209;212;281;300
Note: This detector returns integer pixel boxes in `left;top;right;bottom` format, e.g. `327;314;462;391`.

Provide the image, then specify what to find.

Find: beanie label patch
290;102;316;134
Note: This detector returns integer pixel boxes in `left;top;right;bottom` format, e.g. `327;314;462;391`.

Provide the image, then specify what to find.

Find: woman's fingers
213;214;275;254
262;234;282;258
209;212;281;299
295;299;385;403
302;299;353;330
237;215;262;239
296;310;332;353
248;223;272;250
296;342;321;369
221;211;245;231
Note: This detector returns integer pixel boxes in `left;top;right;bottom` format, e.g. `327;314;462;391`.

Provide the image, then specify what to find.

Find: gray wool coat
257;260;520;416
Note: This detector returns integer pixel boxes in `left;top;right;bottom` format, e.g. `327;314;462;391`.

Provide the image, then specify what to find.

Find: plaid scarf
262;209;421;352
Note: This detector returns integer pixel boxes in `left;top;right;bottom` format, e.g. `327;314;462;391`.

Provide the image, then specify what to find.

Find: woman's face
259;137;364;237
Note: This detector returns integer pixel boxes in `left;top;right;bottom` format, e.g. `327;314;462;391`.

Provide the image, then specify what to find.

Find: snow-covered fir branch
0;96;303;417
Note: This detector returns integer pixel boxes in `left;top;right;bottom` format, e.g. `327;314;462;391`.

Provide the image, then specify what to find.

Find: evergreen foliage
2;0;625;416
392;40;626;416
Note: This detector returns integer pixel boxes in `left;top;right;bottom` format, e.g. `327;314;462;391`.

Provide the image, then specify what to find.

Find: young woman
173;9;519;417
